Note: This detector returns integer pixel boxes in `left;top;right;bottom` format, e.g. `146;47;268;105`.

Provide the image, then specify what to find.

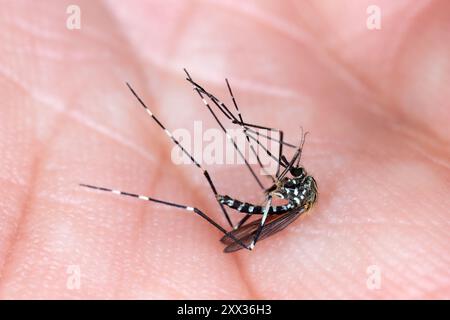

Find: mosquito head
290;166;306;179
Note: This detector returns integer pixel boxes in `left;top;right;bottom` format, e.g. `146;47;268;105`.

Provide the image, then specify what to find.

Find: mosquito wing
221;207;306;253
256;207;305;242
220;215;277;246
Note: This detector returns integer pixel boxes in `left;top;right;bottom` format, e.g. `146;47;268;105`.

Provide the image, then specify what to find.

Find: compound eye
290;167;304;177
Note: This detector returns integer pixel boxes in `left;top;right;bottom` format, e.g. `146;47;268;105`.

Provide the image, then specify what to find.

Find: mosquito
80;71;318;252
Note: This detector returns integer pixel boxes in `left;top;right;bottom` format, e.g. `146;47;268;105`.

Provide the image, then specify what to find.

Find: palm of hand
0;1;448;299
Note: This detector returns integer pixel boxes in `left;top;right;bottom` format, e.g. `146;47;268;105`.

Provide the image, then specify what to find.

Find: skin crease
0;0;449;299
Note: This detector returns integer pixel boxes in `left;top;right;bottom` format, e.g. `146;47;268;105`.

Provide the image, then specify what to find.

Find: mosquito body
218;173;317;216
216;161;317;252
81;70;318;253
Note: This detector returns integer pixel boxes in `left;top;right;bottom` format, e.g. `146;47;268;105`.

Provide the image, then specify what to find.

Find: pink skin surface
0;0;449;299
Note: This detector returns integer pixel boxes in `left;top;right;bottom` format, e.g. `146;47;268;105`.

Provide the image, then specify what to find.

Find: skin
0;0;449;299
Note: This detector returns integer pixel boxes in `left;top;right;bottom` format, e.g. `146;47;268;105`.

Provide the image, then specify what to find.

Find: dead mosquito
80;70;318;252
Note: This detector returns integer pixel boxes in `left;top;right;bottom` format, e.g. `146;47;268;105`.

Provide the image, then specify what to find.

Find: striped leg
126;83;234;228
183;70;265;190
278;131;309;180
295;128;307;167
183;73;293;177
225;78;275;182
236;126;296;148
243;130;289;168
185;75;238;122
234;212;252;230
227;119;287;179
184;74;295;148
276;130;284;178
79;184;249;250
249;196;273;250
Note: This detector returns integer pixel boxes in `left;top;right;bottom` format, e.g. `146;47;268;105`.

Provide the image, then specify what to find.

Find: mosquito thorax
272;169;318;208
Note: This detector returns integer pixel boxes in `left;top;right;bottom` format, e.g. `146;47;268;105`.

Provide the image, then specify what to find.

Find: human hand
0;0;448;299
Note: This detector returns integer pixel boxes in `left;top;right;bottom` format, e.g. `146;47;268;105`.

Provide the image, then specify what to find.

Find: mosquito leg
240;126;296;148
194;90;265;190
234;212;252;230
183;71;266;190
191;89;290;174
232;120;304;178
232;120;283;135
184;73;296;148
249;196;273;250
247;133;276;182
276;130;284;178
225;78;275;182
251;130;276;178
295;128;306;167
79;184;249;250
126;83;234;228
244;131;289;168
184;74;296;150
184;71;288;180
184;74;237;121
278;131;308;180
235;121;287;178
